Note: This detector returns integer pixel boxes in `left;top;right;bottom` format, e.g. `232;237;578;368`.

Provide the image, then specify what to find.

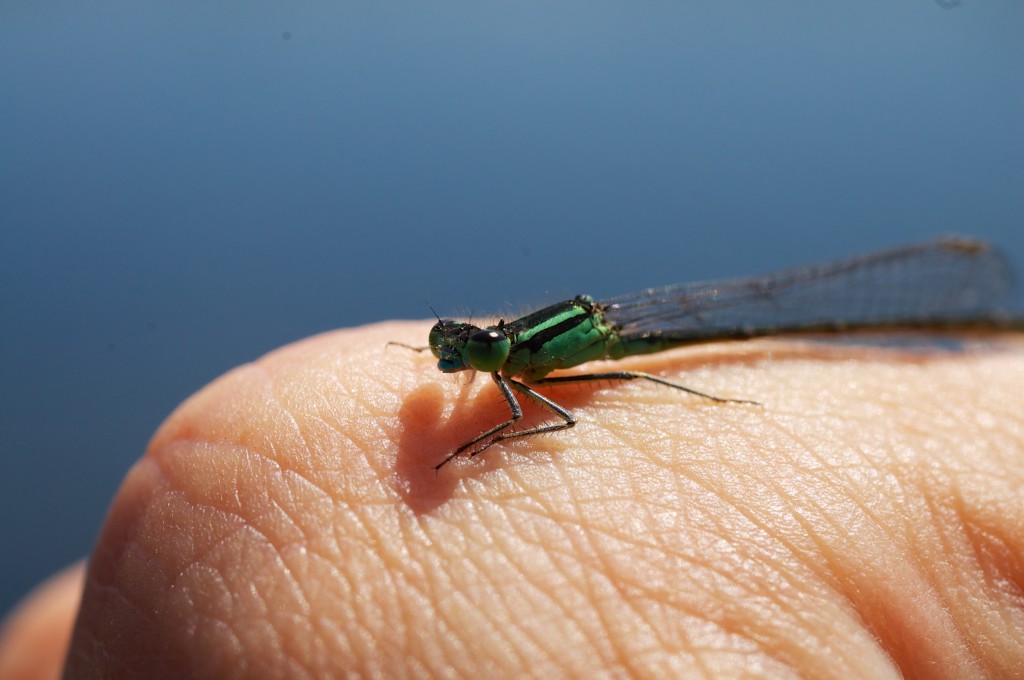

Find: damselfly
399;237;1021;469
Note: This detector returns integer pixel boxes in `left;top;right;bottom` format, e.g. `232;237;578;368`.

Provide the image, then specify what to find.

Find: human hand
4;323;1023;678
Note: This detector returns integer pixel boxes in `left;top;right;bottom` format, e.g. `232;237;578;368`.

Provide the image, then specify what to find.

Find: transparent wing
601;237;1018;343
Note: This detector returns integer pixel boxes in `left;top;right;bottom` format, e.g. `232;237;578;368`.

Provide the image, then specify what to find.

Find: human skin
2;322;1023;679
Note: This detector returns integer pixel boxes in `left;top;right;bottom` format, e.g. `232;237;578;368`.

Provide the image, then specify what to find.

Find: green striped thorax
428;295;625;381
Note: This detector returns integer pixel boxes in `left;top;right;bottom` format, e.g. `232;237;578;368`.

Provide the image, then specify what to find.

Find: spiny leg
436;372;523;470
465;377;577;457
534;371;760;405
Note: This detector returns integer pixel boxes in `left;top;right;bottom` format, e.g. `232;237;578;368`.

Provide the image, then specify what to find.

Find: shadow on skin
391;378;597;513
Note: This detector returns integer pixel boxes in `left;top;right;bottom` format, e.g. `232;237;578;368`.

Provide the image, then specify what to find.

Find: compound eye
465;329;511;372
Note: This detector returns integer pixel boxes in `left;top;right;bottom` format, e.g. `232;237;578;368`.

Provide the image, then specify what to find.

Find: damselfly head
428;319;477;373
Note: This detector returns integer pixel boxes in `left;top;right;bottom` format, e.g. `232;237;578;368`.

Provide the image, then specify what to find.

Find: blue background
2;1;1022;615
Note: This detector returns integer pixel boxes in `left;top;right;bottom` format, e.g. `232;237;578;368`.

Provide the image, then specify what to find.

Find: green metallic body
501;296;621;380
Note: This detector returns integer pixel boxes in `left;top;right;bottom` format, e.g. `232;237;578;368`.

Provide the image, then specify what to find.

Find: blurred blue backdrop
1;1;1022;614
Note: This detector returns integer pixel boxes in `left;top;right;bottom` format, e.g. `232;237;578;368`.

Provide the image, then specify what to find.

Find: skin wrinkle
923;489;1019;674
251;531;315;626
769;509;895;673
934;505;1004;672
557;466;674;670
774;391;921;485
528;456;806;675
409;504;488;666
597;413;642;453
665;447;896;676
238;487;312;561
125;476;251;609
778;466;886;560
748;420;895;572
648;559;810;676
673;542;818;664
964;503;1024;603
89;542;195;669
569;556;654;674
860;552;968;677
255;370;319;472
388;565;436;672
680;461;813;587
457;508;570;670
191;618;247;678
147;398;398;678
310;578;359;666
178;567;245;670
251;358;378;486
493;508;598;666
555;521;642;672
806;445;979;673
504;589;582;675
153;433;341;519
170;526;297;671
146;447;278;571
615;552;740;659
431;581;497;672
958;521;1024;665
351;559;398;666
309;563;357;665
860;419;1011;675
450;552;546;673
377;517;426;657
326;548;388;669
495;477;681;672
237;368;435;673
66;578;150;671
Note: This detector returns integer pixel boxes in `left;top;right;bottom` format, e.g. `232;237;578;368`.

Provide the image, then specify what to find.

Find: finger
62;324;1024;678
0;561;85;680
